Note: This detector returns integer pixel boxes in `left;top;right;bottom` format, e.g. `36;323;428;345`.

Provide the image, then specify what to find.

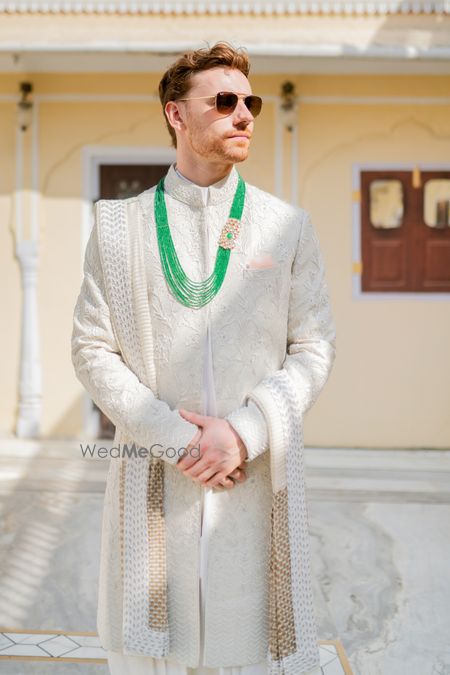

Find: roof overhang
0;1;449;15
0;5;449;73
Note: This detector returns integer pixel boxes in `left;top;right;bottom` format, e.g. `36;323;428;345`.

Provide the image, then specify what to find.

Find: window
423;179;450;228
361;170;450;292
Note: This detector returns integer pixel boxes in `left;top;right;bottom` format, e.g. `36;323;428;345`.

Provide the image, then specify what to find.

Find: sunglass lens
245;95;262;117
215;92;263;117
216;92;238;113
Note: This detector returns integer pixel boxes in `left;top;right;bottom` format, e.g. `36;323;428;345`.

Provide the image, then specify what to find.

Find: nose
234;97;254;123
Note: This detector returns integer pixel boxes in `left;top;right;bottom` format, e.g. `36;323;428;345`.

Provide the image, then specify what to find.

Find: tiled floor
0;630;105;661
0;630;352;673
2;440;450;675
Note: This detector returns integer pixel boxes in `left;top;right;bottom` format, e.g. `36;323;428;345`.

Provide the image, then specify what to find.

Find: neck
174;156;234;187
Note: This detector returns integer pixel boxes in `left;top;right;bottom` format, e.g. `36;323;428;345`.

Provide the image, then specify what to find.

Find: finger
212;482;228;492
183;453;212;479
194;467;217;485
205;474;234;489
201;473;233;490
176;430;202;470
229;468;247;482
179;409;208;426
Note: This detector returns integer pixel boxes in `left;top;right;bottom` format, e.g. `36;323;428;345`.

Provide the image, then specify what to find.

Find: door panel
94;163;169;439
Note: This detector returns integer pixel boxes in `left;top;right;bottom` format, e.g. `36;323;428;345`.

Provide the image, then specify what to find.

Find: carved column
16;239;42;438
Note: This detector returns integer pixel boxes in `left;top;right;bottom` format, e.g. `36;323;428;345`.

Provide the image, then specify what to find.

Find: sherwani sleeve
225;208;337;462
71;216;199;465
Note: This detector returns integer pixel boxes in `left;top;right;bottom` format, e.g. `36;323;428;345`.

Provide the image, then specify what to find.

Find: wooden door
93;163;169;439
361;170;450;292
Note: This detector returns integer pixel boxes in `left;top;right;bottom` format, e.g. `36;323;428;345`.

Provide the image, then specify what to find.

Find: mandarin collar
162;161;240;208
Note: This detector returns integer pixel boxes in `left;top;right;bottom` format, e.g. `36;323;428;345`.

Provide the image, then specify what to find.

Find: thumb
179;408;207;425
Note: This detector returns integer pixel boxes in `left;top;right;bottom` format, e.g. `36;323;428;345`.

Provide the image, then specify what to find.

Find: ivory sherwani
71;162;337;673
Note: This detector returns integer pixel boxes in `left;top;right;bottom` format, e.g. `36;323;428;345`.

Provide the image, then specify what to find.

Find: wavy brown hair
158;41;251;149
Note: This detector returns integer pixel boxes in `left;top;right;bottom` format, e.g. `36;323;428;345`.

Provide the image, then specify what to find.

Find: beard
186;123;249;164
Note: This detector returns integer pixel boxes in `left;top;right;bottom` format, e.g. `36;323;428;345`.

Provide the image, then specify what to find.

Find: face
167;67;256;165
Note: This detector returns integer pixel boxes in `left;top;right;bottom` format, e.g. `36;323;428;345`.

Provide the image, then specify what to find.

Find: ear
165;101;185;131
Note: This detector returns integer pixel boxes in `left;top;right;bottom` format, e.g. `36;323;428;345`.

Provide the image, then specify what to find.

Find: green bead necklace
154;173;246;309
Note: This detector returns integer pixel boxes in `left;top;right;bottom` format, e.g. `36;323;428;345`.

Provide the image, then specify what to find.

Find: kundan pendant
218;217;241;249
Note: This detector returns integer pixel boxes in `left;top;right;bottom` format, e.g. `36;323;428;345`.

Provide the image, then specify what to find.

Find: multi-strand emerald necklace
154;173;246;309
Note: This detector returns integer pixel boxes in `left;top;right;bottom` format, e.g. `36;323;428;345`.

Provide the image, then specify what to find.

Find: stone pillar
16;239;42;438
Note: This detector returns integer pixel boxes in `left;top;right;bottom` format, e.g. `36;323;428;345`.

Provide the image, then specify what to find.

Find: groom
72;39;335;674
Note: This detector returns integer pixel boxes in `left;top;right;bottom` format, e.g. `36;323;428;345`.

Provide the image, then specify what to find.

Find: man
71;41;336;675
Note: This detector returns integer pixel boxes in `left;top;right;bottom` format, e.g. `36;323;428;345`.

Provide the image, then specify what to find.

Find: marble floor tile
1;441;449;675
0;631;350;673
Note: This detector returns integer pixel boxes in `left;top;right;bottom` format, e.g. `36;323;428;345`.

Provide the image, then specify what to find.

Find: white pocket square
245;254;277;269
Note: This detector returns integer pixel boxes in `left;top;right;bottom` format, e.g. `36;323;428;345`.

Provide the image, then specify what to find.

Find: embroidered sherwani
71;162;336;674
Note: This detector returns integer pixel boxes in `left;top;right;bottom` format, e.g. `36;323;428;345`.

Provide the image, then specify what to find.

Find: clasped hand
176;408;248;491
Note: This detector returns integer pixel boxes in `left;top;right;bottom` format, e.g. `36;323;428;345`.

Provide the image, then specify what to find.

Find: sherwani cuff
225;399;270;463
166;414;200;466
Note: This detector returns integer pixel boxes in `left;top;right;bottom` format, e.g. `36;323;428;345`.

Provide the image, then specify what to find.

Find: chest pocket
238;257;286;310
240;250;283;278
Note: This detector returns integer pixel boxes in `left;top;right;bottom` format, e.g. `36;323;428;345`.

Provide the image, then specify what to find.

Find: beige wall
1;72;449;447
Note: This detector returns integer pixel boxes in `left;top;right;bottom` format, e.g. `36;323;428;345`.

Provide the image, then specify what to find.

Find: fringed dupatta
95;198;321;673
96;198;171;656
248;370;321;675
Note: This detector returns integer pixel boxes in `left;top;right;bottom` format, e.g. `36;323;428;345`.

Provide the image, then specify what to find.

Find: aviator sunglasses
177;91;263;118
